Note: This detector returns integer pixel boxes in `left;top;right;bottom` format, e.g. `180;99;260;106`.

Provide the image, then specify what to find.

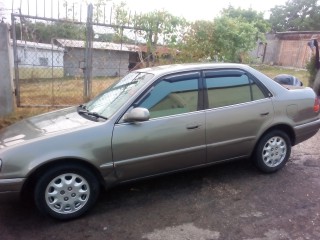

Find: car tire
253;130;291;173
34;163;100;220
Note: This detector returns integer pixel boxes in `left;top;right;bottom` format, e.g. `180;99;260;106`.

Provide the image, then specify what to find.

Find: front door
112;72;206;181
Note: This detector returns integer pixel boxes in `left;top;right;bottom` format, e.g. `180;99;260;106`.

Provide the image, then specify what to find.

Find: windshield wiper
87;111;108;120
78;104;87;110
77;106;108;120
113;80;138;91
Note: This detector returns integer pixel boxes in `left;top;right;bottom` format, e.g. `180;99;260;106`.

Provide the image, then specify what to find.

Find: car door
112;72;206;181
204;69;274;162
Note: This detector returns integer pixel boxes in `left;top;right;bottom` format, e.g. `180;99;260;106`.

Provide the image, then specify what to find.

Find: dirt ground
1;131;320;240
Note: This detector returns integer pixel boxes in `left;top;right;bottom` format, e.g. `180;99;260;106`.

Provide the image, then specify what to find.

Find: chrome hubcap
262;136;287;167
45;173;90;214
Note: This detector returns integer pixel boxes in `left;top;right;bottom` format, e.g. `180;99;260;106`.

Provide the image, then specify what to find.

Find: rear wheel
34;164;100;220
254;130;291;173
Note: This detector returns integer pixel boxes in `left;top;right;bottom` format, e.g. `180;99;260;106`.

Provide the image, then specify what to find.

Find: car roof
134;63;253;76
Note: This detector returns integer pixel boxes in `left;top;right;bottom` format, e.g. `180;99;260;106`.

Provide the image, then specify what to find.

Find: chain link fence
11;3;151;107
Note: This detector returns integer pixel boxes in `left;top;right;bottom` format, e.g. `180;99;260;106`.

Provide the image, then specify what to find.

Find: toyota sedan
0;63;320;220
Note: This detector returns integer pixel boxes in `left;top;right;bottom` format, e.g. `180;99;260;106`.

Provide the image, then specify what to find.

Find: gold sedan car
1;63;320;220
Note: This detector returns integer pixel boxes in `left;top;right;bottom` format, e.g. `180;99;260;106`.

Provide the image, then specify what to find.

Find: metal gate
11;2;150;107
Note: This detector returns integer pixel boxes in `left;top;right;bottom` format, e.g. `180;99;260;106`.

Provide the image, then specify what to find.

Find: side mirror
123;107;150;122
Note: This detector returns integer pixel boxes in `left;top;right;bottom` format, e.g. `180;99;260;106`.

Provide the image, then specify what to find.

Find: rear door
204;69;274;162
112;72;206;181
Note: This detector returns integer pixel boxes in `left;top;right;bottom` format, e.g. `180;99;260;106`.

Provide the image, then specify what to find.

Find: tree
179;7;268;63
221;6;270;40
111;1;130;43
178;20;216;62
134;10;187;45
14;20;86;43
212;16;259;62
109;2;188;65
133;10;187;66
92;0;112;23
269;0;320;32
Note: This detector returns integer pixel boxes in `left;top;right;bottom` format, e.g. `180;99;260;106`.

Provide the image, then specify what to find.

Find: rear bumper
294;118;320;145
0;178;25;202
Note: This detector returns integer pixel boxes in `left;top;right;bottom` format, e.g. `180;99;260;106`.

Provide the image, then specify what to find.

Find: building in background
254;31;320;69
9;40;64;79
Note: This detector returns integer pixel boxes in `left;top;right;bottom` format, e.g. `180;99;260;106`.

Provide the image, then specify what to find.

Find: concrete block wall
0;23;15;116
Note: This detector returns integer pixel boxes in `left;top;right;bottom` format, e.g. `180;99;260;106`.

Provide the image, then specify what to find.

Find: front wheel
34;164;100;220
253;130;291;173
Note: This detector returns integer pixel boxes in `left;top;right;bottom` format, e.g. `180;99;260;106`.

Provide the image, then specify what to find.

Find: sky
1;0;289;23
121;0;288;21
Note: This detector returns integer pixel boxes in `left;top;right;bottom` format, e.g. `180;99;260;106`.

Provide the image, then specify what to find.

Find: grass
18;67;64;79
19;77;117;106
0;65;311;129
1;77;117;129
253;65;309;86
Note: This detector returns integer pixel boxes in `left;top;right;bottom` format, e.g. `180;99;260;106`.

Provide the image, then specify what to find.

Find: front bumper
294;118;320;145
0;178;25;202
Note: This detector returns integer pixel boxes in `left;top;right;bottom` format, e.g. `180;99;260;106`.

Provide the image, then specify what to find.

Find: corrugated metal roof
11;40;64;51
55;39;140;52
54;39;175;55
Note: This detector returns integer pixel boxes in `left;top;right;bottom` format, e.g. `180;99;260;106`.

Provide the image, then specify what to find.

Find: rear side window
205;71;265;109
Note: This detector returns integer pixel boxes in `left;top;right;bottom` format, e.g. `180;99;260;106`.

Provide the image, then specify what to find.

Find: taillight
314;97;320;113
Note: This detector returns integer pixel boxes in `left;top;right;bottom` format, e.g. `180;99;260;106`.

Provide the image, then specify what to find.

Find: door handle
260;112;269;116
186;124;200;130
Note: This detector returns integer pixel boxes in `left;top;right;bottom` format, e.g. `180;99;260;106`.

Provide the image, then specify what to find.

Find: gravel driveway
1;132;320;240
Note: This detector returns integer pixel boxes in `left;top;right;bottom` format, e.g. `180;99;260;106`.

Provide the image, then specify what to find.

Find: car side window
136;74;199;119
251;80;266;100
205;72;265;109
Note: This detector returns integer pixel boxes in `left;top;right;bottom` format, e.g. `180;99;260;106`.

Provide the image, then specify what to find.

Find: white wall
14;42;64;67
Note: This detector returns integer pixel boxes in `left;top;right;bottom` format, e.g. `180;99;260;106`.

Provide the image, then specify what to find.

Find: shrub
306;55;317;87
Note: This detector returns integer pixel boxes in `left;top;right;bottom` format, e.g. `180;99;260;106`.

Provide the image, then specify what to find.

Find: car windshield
84;72;154;118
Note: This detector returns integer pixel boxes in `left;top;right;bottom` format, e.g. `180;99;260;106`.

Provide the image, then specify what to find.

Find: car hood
0;107;94;148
